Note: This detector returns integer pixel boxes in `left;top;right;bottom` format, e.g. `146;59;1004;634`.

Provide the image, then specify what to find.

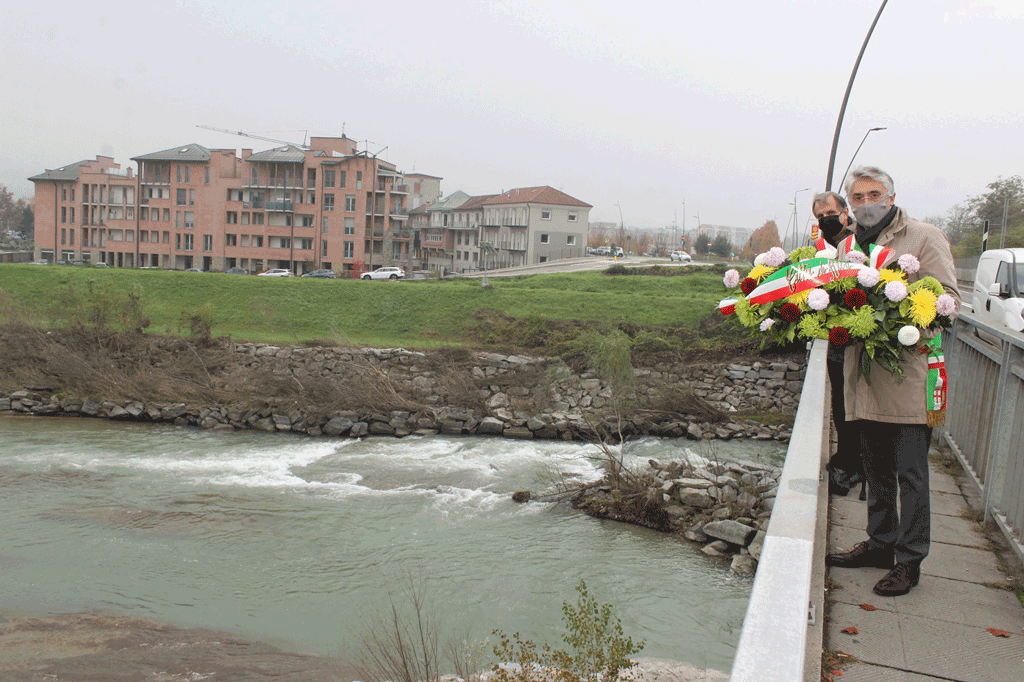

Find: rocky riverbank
0;342;805;443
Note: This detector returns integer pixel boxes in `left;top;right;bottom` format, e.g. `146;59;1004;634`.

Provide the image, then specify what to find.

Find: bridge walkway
824;452;1024;681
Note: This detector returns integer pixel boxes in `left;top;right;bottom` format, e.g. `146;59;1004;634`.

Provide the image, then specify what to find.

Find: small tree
710;235;731;257
492;579;644;682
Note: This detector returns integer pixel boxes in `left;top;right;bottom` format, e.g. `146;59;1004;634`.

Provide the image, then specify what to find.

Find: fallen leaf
988;628;1010;638
841;626;859;635
859;603;877;611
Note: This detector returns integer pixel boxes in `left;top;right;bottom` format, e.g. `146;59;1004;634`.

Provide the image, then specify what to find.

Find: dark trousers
827;356;863;492
859;420;933;565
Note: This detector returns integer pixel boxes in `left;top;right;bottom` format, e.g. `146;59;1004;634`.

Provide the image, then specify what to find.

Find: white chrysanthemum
857;267;881;287
846;250;868;265
807;288;830;311
936;293;957;316
754;252;767;267
898;325;921;346
723;269;740;288
898;254;921;274
764;247;787;268
760;318;775;332
884;280;908;302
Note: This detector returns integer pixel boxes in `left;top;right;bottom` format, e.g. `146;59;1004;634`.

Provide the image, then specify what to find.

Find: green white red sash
840;235;895;270
926;333;947;427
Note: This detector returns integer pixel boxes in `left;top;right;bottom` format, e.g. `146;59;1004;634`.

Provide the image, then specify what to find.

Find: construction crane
196;125;311;150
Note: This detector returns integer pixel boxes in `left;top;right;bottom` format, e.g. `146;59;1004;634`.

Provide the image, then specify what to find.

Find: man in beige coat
824;166;960;596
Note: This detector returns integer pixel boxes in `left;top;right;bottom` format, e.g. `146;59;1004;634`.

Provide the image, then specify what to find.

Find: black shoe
829;480;851;496
873;562;920;596
825;541;894;569
858;483;867;501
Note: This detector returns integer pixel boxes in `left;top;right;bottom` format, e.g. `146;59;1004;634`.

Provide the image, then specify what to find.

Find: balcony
243;178;301;189
265;201;294;212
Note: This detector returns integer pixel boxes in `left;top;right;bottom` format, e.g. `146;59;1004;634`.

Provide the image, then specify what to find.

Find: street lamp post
789;188;811;249
838;127;887;193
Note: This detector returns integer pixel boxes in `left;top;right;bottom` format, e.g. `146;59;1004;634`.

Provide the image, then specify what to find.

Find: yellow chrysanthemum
907;288;938;327
878;268;907;286
786;289;811;310
748;264;776;282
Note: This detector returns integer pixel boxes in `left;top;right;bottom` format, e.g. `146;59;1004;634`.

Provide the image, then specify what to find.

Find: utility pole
1000;194;1009;249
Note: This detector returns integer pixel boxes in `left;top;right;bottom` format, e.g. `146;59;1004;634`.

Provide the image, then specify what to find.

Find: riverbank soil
0;611;357;682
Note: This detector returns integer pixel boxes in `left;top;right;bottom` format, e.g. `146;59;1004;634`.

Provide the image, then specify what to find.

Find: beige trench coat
837;209;960;424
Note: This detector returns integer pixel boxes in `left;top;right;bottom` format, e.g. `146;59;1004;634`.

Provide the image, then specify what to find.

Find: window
299;238;313;250
301;215;314;227
61;207;67;223
344;217;355;235
540;233;549;244
185;166;191;183
242;212;250;225
69;207;74;223
392;243;401;260
70;188;74;201
252;213;264;225
61;228;66;245
322;217;329;235
61;187;67;201
176;211;182;229
205;167;210;184
184;211;194;229
176;189;186;205
568;212;578;222
163;209;170;221
324;194;334;211
566;235;576;246
307;191;315;205
271;237;291;249
345;195;356;212
177;166;182;183
227;211;238;224
307;168;316;187
541;210;551;220
163;231;170;243
184;234;193;251
343;241;354;258
339;171;346;188
324;169;335;187
322;241;329;257
226;234;237;247
203;235;213;252
189;189;195;206
253;235;263;247
175;233;181;249
356;171;362;189
141;207;149;221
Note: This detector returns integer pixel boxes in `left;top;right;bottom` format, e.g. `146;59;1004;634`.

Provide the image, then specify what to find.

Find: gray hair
844;166;894;195
810;191;847;216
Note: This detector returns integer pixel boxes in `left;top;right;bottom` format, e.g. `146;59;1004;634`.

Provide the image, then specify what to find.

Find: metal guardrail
730;339;829;682
942;312;1024;566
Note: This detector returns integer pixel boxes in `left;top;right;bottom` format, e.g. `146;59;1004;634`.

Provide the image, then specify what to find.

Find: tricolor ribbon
746;257;865;306
840;236;895;270
719;298;737;316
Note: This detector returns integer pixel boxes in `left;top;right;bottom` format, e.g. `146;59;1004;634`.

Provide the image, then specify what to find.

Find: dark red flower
740;278;757;295
829;327;851;346
779;302;801;322
844;289;867;308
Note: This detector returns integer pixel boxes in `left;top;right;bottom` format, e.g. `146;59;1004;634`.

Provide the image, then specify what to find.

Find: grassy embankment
0;263;748;354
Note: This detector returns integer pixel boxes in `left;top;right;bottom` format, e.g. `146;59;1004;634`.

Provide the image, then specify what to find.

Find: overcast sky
3;0;1022;235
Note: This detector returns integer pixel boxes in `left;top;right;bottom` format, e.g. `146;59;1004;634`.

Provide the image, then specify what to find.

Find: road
460;256;712;278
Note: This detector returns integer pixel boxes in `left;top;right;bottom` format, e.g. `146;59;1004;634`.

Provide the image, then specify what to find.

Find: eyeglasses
848;191;888;205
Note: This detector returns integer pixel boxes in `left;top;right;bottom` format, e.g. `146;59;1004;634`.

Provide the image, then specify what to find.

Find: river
0;415;785;674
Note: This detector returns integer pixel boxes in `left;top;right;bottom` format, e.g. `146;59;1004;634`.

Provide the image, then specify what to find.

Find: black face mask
818;214;845;243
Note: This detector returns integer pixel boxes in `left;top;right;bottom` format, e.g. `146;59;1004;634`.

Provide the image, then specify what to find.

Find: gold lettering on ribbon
783;260;844;293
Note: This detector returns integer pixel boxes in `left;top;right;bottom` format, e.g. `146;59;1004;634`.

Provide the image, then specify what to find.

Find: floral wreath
719;239;955;425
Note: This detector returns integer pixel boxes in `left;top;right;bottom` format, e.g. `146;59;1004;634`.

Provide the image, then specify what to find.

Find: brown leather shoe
825;541;894;569
873;562;920;596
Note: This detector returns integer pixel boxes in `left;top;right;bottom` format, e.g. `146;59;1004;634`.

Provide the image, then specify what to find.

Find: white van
972;248;1024;333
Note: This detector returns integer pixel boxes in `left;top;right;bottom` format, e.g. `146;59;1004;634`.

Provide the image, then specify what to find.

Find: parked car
225;267;248;275
972;248;1024;333
302;269;337;279
185;267;203;272
670;250;692;262
257;268;294;277
361;266;405;280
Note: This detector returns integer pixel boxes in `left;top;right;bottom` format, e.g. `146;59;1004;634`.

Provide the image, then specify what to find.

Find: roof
427;190;471;211
132;143;211;162
28;159;93;182
405;173;443;180
457;194;498;210
246;145;308;163
483;186;592;208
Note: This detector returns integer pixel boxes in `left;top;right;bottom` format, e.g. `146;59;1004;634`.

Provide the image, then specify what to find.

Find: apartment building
30;135;426;275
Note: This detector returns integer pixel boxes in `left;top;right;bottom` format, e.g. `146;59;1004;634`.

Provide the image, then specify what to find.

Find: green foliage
491;579;644;682
710;235;732;257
